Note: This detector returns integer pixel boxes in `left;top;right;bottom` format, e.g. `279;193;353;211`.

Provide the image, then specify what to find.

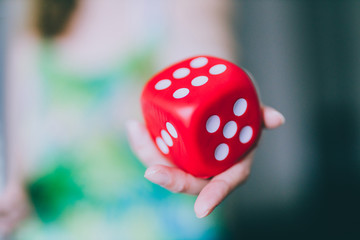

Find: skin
126;106;285;218
0;184;30;236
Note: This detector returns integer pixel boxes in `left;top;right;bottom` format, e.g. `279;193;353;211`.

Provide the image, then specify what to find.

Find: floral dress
13;41;222;240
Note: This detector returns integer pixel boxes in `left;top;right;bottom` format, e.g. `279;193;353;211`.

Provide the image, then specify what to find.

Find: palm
127;106;284;218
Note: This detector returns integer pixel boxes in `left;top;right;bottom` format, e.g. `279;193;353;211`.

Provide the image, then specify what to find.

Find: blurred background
227;1;360;239
1;0;360;239
0;0;6;190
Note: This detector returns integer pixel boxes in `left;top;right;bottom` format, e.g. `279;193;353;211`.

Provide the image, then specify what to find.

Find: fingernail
196;207;210;219
268;108;286;125
144;168;170;186
195;201;212;218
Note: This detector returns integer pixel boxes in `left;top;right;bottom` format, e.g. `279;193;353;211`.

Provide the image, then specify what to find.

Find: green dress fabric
13;42;222;240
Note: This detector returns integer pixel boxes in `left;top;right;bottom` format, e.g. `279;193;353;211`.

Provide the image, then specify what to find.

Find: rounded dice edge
140;55;263;178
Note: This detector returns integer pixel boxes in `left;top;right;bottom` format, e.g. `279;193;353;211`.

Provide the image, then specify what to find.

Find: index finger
194;151;255;218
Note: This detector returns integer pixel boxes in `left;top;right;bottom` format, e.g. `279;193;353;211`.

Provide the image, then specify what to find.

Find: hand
126;106;285;218
0;183;30;236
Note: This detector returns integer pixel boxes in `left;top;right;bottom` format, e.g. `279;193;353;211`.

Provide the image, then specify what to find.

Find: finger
0;206;14;236
0;219;15;236
144;164;209;195
0;215;21;236
0;203;27;236
194;152;254;218
126;120;174;167
262;106;285;129
0;197;11;217
0;223;12;237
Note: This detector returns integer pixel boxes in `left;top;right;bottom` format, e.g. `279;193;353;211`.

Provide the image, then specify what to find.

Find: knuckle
212;179;231;195
168;183;183;193
164;176;182;193
167;172;190;193
171;178;188;193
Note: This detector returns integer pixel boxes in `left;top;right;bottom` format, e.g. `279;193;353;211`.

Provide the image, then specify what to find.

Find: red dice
141;56;262;178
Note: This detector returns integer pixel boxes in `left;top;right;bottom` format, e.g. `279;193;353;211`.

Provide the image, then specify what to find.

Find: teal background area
224;1;360;239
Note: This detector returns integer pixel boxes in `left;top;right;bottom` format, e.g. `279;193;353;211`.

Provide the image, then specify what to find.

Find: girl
0;0;284;239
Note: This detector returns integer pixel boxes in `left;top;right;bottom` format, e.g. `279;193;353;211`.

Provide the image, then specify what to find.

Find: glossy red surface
141;56;262;178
